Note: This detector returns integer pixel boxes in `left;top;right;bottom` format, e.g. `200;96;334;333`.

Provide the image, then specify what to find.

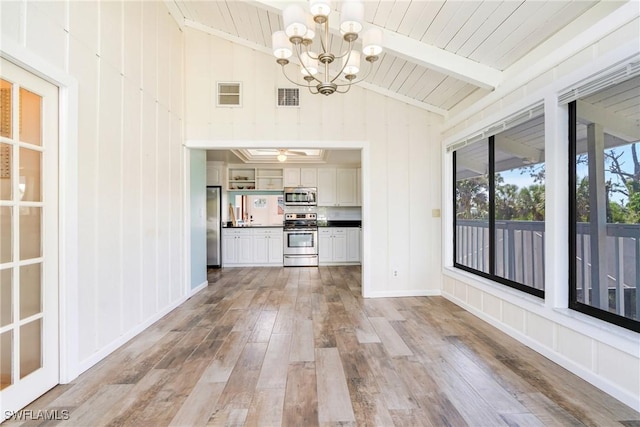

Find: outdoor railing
455;219;639;319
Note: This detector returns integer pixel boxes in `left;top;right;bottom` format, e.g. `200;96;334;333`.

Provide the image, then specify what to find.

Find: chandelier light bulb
340;1;364;35
277;152;287;162
362;28;383;56
309;0;331;20
343;51;360;75
283;4;308;39
272;31;292;59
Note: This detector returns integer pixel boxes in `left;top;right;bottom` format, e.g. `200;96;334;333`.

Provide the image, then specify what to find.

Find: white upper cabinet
318;168;359;206
356;168;362;206
207;161;224;186
336;169;357;206
317;168;337;206
283;168;317;187
283;168;301;187
300;168;317;187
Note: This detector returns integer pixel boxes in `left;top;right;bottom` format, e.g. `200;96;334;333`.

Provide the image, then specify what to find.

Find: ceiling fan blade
287;150;308;156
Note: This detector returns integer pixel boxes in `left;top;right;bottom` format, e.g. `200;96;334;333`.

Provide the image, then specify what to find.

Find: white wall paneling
1;1;186;380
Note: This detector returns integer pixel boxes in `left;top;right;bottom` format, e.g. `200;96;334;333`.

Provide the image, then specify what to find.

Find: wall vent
217;82;241;107
277;88;299;107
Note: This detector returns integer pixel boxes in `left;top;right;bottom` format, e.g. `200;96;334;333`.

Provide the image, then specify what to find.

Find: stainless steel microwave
283;187;317;206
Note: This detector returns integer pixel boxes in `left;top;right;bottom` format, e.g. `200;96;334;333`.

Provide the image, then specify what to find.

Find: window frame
567;100;640;333
453;136;545;299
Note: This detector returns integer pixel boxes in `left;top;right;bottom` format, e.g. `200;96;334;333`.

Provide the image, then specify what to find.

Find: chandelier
271;0;383;96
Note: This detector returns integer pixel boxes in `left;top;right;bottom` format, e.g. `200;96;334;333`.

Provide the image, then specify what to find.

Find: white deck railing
455;220;639;319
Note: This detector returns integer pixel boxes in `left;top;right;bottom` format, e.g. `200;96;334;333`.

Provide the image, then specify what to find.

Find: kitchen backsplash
317;206;362;221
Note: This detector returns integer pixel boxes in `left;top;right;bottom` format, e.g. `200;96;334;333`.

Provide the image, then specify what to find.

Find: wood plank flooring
6;266;639;426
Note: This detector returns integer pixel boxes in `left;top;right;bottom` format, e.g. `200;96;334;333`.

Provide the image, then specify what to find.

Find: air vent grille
217;82;241;107
278;88;299;107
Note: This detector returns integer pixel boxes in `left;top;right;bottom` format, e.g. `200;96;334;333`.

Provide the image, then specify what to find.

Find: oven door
283;229;317;255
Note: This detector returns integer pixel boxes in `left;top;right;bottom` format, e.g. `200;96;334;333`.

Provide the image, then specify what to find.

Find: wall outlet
393;269;398;277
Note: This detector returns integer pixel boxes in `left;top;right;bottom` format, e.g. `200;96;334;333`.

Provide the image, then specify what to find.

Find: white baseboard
190;280;208;296
442;291;640;412
365;289;441;298
76;296;188;376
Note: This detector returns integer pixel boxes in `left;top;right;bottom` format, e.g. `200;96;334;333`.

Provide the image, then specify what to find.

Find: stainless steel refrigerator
207;186;222;267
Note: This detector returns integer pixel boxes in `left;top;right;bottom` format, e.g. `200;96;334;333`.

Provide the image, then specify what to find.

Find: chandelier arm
278;63;316;89
332;40;359;60
332;59;376;87
329;41;354;84
293;44;323;85
335;84;352;94
304;43;320;61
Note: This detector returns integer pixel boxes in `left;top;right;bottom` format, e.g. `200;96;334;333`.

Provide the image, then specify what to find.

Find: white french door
0;58;59;416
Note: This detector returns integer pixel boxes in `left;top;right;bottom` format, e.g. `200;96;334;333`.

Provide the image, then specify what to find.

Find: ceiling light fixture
271;0;383;96
277;150;288;162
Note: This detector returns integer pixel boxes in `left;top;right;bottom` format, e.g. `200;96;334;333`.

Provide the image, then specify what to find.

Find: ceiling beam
457;157;486;175
251;0;502;90
494;135;543;163
576;100;640;142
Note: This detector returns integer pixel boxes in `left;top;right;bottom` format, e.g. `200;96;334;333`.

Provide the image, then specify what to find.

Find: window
454;114;546;297
569;75;640;332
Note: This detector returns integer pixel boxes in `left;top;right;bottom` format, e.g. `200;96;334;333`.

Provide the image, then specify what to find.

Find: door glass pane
20;263;41;319
0;330;12;389
0;79;12;139
20;319;41;378
0;206;11;263
455;141;490;273
19;147;41;202
1;268;11;326
20;206;41;260
1;143;11;199
19;88;41;146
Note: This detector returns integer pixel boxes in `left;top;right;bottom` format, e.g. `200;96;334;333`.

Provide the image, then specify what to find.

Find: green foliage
456;141;640;224
455;176;488;219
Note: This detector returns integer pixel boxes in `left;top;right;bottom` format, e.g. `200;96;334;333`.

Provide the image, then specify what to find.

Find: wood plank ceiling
168;0;625;117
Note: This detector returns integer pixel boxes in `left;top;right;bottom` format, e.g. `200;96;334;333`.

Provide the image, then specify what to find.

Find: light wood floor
8;266;639;426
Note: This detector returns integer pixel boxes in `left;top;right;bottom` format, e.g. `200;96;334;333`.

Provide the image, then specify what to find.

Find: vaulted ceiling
165;0;628;118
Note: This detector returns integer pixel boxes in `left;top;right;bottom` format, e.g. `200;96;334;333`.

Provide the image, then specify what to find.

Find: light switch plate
432;209;441;218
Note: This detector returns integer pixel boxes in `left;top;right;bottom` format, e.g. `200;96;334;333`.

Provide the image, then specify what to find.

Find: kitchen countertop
223;225;283;229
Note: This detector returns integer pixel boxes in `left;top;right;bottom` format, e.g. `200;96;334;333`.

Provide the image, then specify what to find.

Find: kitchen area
205;152;362;269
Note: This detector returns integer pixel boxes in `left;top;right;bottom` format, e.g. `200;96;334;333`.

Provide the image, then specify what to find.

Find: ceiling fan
254;149;309;162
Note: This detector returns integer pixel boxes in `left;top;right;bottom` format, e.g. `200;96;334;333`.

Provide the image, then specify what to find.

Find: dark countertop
318;220;362;227
223;225;283;229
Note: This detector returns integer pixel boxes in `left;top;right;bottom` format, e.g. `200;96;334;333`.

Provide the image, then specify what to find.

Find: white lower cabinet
222;229;253;265
346;228;361;262
253;229;283;264
223;228;283;266
319;227;360;265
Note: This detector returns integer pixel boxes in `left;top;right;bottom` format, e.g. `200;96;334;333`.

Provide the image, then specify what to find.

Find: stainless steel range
283;212;318;267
